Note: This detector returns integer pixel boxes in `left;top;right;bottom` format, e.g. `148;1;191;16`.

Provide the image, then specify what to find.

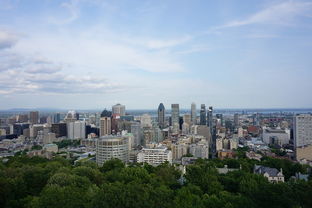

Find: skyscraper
207;106;213;130
171;104;179;133
53;113;61;123
234;113;239;127
294;114;312;161
100;110;112;136
130;122;141;147
200;104;206;125
29;111;39;124
191;102;196;125
68;121;86;139
158;103;165;129
51;123;67;138
112;103;126;116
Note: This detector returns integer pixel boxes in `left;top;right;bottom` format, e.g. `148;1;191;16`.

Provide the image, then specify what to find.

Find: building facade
137;146;172;165
158;103;165;129
96;135;129;166
191;102;196;125
294;114;312;161
171;104;180;134
112;104;126;116
29;111;39;124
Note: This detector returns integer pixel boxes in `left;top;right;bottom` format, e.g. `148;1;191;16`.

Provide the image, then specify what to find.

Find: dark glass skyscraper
207;106;213;130
200;104;206;125
158;103;165;129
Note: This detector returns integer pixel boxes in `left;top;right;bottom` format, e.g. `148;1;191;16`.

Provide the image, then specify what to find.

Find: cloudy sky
0;0;312;110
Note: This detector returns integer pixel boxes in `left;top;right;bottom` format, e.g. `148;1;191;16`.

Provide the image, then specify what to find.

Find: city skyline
1;0;312;109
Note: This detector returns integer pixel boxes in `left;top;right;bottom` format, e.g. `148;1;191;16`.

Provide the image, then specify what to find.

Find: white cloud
218;1;312;28
0;30;18;49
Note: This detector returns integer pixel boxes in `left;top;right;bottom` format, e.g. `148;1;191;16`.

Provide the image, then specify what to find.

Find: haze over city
1;0;312;109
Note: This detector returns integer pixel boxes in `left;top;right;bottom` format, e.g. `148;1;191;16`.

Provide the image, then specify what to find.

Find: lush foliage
54;139;80;149
0;155;311;208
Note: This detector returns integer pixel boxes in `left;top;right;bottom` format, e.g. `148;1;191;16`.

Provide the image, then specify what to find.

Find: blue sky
0;0;312;109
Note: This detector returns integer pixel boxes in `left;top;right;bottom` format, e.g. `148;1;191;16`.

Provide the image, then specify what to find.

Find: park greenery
53;139;81;149
0;152;312;208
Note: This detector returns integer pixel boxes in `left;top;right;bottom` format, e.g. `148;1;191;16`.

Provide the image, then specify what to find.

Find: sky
0;0;312;110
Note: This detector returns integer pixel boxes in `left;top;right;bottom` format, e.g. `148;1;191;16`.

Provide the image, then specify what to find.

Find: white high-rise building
191;102;196;125
137;146;172;165
96;135;129;166
68;121;86;139
112;104;126;116
140;114;152;128
294;114;312;161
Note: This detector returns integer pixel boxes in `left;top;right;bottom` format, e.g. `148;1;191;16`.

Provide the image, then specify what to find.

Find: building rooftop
254;165;283;177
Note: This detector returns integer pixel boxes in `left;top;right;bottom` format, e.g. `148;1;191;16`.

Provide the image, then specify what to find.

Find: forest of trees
0;153;312;208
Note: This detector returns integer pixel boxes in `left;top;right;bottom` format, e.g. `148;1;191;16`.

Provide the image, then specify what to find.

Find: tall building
130;122;141;147
17;114;28;123
200;104;206;125
13;123;29;136
100;110;112;136
171;104;180;133
234;114;239;127
207;106;213;130
68;121;86;139
51;123;67;138
191;102;196;125
53;113;61;123
96;135;129;166
294;114;312;161
183;114;191;126
29;111;39;124
158;103;165;129
140;114;152;128
216;114;223;128
112;103;126;116
29;124;44;138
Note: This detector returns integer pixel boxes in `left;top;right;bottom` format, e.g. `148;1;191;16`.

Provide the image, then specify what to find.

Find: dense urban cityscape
1;104;312;207
1;0;312;207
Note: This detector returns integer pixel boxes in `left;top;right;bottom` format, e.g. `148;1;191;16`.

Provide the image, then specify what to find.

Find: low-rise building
254;165;284;183
137;145;172;165
262;127;290;146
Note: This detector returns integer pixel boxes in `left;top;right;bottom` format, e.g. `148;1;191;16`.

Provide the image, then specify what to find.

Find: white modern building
262;127;290;146
140;114;152;128
68;121;86;139
137;146;172;165
294;114;312;161
96;136;129;166
191;102;196;125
